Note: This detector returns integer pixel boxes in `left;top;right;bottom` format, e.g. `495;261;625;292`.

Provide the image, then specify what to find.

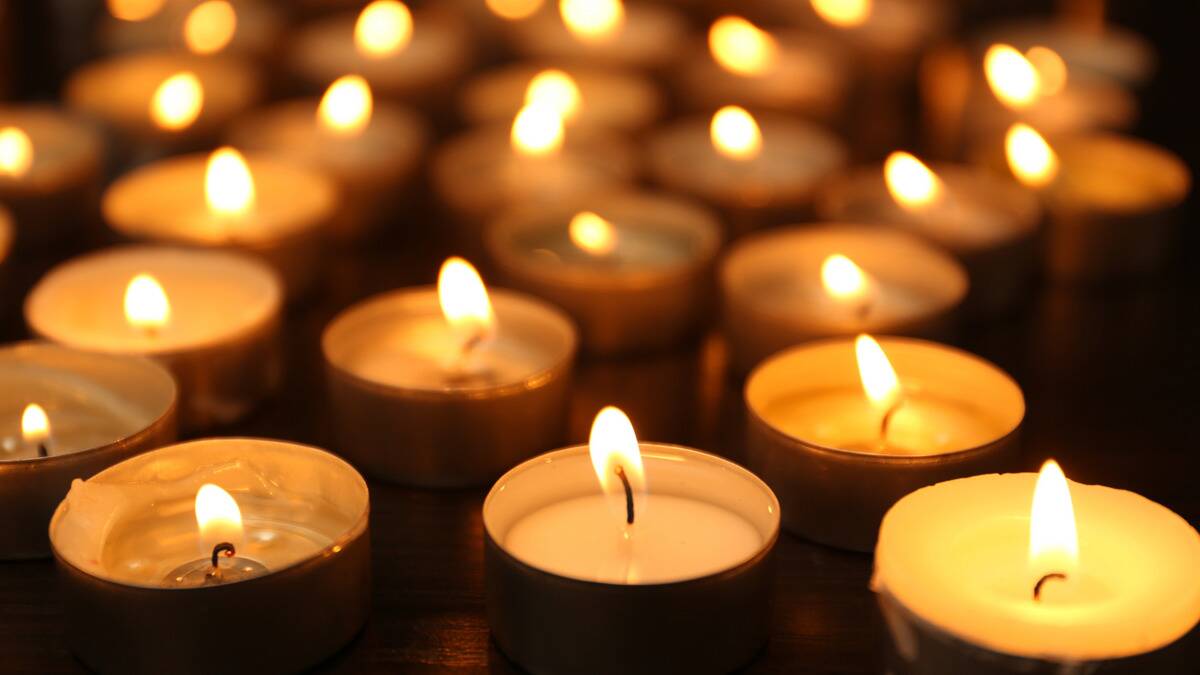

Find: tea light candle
228;76;426;241
102;147;337;297
98;0;283;59
647;107;847;233
50;438;370;674
0;342;176;559
289;2;471;102
817;152;1042;316
26;245;283;430
746;335;1024;551
484;406;780;674
485;191;721;355
874;462;1200;674
974;17;1155;89
720;223;967;376
0;106;104;250
459;63;662;133
504;0;687;71
323;257;577;487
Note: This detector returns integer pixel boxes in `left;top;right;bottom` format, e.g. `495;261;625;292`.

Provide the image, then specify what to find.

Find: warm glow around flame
709;16;778;76
511;103;564;156
355;0;414;58
318;75;374;136
195;483;245;549
1029;459;1079;578
855;334;900;411
884;151;941;209
205;147;255;216
1006;123;1058;189
821;254;870;305
108;0;165;21
710;105;762;161
486;0;544;20
560;0;624;43
124;273;170;331
438;257;495;344
589;406;647;518
21;403;50;444
1026;46;1067;97
525;70;582;121
569;211;618;256
184;0;237;55
985;44;1041;109
150;72;203;131
0;127;33;178
811;0;872;28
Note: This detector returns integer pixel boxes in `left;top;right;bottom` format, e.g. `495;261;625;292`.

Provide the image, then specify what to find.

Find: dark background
2;0;1198;672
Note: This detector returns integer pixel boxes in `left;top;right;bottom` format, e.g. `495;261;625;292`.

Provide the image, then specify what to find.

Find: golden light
708;16;778;76
183;0;237;55
438;257;495;346
1028;459;1079;578
855;334;900;412
559;0;624;44
205;147;255;217
588;406;647;524
984;44;1041;109
107;0;165;21
821;254;870;305
524;69;582;121
884;151;941;209
318;75;374;136
150;72;204;131
1026;46;1067;97
195;483;245;549
0;127;33;178
354;0;413;58
710;105;762;161
1005;123;1059;189
510;103;564;157
810;0;872;28
21;403;50;445
486;0;544;20
124;273;171;332
569;211;618;256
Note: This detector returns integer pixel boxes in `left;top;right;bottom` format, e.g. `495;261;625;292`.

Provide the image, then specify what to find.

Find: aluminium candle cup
502;3;688;72
483;443;780;675
323;287;577;487
26;246;283;431
102;151;337;299
720;223;968;377
816;164;1042;317
484;192;722;356
49;438;370;675
0;342;177;559
873;474;1200;675
0;105;104;251
745;337;1024;552
97;0;283;59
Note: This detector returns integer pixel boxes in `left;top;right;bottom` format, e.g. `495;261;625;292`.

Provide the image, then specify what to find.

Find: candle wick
855;299;872;322
880;400;902;444
37;443;49;459
615;465;634;525
1033;572;1067;601
208;542;237;579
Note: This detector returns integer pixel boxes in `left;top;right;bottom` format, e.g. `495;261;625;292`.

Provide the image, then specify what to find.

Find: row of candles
2;0;1198;673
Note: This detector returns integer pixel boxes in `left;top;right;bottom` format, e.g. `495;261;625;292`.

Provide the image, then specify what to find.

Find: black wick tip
1033;572;1067;600
37;443;48;459
210;542;237;569
615;465;634;525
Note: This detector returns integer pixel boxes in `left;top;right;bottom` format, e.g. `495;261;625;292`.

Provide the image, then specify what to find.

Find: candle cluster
0;1;1195;674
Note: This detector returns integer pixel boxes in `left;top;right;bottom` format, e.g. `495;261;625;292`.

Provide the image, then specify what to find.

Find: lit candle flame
195;483;245;551
855;334;900;412
21;403;50;445
708;16;778;76
1025;46;1067;97
108;0;165;21
486;0;544;20
184;0;237;55
205;147;255;217
525;69;582;121
438;257;495;350
355;0;413;58
318;75;374;136
559;0;624;43
569;211;618;256
150;72;204;131
1029;459;1079;583
0;127;33;178
1005;123;1059;189
589;406;647;526
710;105;762;161
821;254;870;306
884;151;941;209
984;44;1041;110
124;273;170;332
810;0;872;28
511;103;564;156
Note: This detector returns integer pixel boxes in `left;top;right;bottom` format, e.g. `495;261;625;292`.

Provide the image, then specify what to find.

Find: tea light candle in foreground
103;147;336;297
817;151;1041;316
0;106;104;250
324;257;576;486
228;76;426;241
874;461;1200;674
504;0;687;71
50;438;370;674
485;191;721;355
484;406;780;674
720;223;967;375
746;335;1023;551
0;342;176;559
98;0;283;59
648;106;847;233
26;246;283;430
